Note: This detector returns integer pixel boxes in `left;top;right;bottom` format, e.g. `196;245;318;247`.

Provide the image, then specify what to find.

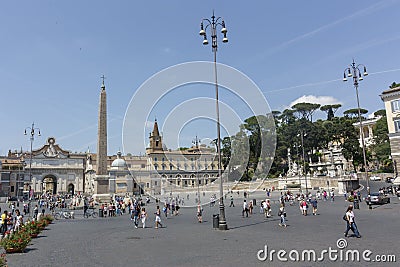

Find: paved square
4;184;400;267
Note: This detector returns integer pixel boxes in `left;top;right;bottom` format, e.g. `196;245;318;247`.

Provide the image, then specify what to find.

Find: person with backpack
33;205;39;220
310;197;318;215
278;203;287;227
229;196;234;207
163;204;168;217
344;204;361;238
242;200;249;218
300;199;308;216
1;211;8;235
140;207;147;229
154;206;163;229
131;205;140;228
197;204;203;223
266;199;272;218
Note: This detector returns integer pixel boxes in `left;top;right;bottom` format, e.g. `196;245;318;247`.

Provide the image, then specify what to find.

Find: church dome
111;151;127;168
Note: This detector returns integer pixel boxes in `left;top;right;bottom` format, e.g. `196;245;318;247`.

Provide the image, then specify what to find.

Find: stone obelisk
96;79;107;175
93;77;110;199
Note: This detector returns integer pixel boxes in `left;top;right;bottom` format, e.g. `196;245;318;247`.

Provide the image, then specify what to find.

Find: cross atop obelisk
100;75;106;91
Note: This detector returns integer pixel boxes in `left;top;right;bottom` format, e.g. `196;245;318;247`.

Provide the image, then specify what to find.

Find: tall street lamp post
193;136;201;204
298;130;308;195
17;159;26;200
293;142;302;191
24;122;41;198
199;11;228;230
343;60;370;209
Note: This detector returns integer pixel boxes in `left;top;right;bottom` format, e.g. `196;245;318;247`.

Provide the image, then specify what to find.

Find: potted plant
23;221;41;237
0;253;7;266
37;220;47;230
0;230;31;253
42;214;54;224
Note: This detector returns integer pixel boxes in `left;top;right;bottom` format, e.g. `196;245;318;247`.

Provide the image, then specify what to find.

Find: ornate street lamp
24;122;41;198
199;11;228;230
343;59;370;209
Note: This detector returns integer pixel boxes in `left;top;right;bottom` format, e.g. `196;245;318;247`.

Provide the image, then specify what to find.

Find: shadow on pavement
229;218;280;230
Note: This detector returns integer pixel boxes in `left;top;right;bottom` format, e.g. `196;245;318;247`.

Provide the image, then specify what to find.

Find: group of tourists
129;198;164;229
0;209;25;236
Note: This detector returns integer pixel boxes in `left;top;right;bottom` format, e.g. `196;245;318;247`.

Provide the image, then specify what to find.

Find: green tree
320;104;342;120
371;115;393;172
291;102;321;122
374;109;386;117
343;108;368;119
336;118;366;172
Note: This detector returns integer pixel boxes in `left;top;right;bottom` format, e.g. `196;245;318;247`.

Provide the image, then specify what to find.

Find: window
392;100;400;112
154;157;158;162
155;181;158;186
395;119;400;132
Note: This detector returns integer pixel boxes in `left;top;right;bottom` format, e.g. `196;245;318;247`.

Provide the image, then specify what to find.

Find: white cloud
289;95;342;108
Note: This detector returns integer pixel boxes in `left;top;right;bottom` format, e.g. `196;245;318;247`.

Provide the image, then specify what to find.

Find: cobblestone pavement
3;181;400;267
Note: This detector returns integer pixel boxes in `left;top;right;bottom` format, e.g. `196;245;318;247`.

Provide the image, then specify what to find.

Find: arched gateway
42;175;57;194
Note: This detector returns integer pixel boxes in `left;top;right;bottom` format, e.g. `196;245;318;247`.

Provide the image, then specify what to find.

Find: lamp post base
219;203;228;230
219;223;228;230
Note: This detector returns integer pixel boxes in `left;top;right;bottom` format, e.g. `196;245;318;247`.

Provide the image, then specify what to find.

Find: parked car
367;192;390;205
370;175;381;181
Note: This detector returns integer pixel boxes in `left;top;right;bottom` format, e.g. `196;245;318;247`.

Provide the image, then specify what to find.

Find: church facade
145;120;220;195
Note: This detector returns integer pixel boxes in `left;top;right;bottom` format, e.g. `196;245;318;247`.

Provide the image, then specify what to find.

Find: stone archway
42;175;57;194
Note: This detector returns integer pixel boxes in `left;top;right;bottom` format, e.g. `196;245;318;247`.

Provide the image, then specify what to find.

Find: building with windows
381;85;400;182
0;154;25;198
1;137;87;198
353;116;382;147
145;120;220;195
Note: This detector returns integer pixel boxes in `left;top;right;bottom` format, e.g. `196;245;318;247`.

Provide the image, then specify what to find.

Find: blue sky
1;0;400;156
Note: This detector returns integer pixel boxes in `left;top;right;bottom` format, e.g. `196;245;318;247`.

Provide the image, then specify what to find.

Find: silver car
368;192;390;205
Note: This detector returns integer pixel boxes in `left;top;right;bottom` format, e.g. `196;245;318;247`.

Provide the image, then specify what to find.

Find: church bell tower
146;119;163;154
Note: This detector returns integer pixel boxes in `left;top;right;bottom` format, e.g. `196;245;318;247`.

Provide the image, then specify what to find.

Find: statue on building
44;137;58;157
